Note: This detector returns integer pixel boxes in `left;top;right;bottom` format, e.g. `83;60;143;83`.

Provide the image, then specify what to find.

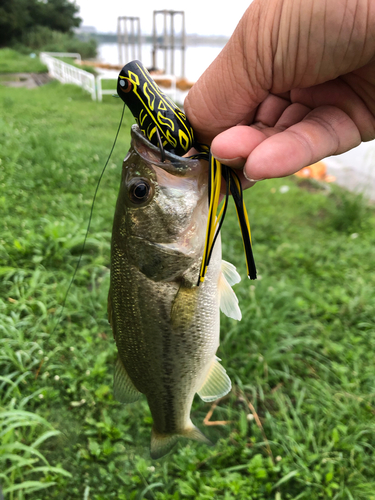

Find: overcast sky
74;0;252;36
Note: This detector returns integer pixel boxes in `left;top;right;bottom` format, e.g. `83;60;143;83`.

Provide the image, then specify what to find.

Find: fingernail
212;155;242;164
243;169;265;182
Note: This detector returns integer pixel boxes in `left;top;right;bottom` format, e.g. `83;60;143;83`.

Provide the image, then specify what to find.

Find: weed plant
1;53;375;499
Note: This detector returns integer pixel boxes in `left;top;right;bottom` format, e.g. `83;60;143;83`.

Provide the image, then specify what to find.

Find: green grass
1;71;375;499
0;49;47;74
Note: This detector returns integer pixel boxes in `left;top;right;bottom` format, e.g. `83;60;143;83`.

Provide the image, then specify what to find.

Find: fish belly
111;239;222;435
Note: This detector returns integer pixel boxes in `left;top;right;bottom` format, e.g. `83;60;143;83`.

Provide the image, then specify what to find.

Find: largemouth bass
108;124;242;459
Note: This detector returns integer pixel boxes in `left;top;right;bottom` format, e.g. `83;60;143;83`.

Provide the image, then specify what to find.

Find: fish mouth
131;125;202;176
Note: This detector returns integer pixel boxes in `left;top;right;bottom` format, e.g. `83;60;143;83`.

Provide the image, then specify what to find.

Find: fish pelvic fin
113;356;142;404
218;261;242;321
150;423;212;460
198;356;232;403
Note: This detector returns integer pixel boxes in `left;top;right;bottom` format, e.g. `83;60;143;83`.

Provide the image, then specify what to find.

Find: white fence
40;52;178;103
96;73;118;102
40;52;96;100
41;52;82;61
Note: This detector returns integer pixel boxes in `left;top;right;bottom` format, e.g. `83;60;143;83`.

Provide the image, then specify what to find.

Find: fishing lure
117;60;194;158
117;60;257;283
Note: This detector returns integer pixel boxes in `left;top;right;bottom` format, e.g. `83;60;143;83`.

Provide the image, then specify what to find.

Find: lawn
1;53;375;499
0;49;47;74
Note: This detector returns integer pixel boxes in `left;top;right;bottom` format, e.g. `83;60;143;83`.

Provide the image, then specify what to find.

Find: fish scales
108;125;241;458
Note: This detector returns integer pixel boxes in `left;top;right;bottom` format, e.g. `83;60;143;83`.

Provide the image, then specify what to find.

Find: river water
98;42;225;82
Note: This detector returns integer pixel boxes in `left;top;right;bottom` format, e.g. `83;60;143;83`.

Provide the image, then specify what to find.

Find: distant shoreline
76;32;229;47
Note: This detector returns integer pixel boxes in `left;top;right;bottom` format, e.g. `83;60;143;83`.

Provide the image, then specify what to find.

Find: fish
108;124;242;459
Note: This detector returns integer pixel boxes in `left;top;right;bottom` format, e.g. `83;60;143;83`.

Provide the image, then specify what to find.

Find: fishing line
48;102;126;344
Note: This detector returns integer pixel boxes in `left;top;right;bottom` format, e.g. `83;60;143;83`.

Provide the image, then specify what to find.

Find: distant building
74;26;97;34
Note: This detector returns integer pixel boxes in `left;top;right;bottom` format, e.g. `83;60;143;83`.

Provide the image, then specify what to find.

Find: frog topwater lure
117;60;257;284
117;61;193;157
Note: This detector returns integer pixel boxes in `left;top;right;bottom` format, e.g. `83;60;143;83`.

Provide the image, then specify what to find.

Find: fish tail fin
181;423;213;446
150;428;179;460
150;423;212;459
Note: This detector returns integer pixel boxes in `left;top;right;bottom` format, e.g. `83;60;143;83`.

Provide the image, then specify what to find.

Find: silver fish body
108;125;241;458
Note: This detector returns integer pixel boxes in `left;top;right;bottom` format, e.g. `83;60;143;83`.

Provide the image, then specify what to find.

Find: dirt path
0;72;52;88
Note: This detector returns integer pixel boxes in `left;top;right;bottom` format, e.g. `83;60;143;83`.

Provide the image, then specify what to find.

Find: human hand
184;0;375;186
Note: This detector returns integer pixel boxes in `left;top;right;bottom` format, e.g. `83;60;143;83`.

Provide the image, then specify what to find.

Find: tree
0;0;82;47
0;0;34;44
31;0;81;33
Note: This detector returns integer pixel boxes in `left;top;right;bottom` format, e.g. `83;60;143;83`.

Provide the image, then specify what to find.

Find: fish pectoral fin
150;423;212;460
197;357;232;403
170;285;199;330
218;267;242;321
113;356;142;404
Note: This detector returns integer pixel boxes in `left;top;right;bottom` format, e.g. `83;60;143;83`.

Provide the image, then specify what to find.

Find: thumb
184;1;270;145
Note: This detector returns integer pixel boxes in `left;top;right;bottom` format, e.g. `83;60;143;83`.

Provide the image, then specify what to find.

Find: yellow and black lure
117;60;194;158
117;60;257;284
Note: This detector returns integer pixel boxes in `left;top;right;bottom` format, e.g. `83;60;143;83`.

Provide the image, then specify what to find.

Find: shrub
14;27;97;59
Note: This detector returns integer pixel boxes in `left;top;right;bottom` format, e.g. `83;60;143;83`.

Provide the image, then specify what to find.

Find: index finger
212;106;362;180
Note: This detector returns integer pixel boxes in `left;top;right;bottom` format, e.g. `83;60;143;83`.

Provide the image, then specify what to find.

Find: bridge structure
152;10;186;78
117;16;142;66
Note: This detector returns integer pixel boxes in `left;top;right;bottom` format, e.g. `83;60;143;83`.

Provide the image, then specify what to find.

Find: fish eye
119;78;133;93
129;178;153;205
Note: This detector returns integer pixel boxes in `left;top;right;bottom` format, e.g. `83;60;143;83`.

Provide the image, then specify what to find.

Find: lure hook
155;127;166;162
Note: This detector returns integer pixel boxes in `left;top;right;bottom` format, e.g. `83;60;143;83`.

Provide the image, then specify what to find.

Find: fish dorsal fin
113;356;142;404
221;260;241;286
197;357;232;402
218;263;242;321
